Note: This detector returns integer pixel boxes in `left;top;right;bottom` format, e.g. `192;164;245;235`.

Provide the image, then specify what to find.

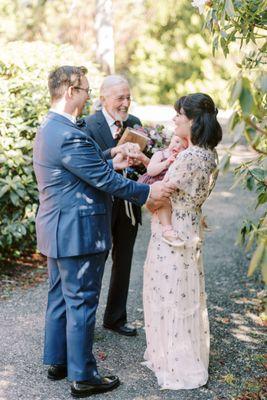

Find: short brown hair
48;65;88;100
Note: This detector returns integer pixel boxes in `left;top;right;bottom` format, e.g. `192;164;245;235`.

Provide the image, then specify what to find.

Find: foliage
137;125;171;157
0;0;95;52
0;41;101;259
119;0;235;107
0;0;236;107
192;0;267;285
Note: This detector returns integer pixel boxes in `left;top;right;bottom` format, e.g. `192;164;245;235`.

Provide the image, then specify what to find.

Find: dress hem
141;361;208;390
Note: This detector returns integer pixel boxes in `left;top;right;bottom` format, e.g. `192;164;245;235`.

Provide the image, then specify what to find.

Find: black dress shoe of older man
103;323;137;336
71;375;120;398
47;365;67;380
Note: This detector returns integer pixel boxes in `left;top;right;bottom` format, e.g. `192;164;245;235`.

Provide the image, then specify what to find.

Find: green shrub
0;41;101;259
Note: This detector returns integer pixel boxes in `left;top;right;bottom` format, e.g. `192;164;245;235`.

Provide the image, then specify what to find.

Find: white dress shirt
102;107;121;139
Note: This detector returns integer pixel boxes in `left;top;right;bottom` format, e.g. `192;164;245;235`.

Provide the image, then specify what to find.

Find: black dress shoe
103;323;137;336
71;375;120;398
47;364;67;380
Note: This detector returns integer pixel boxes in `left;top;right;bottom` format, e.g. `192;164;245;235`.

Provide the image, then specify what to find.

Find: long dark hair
174;93;222;149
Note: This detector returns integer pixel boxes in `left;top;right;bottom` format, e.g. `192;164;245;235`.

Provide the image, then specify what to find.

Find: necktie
114;120;123;140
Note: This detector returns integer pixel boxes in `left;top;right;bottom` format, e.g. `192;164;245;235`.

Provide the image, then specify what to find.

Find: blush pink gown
142;145;217;390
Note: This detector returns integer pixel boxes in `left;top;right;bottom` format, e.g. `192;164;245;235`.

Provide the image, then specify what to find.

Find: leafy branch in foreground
192;0;267;294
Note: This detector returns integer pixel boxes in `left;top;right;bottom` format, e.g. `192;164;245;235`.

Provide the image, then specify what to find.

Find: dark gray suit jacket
83;110;143;223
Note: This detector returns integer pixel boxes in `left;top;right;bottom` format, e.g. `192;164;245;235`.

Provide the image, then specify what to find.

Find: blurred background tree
117;0;234;106
0;0;234;105
0;0;265;294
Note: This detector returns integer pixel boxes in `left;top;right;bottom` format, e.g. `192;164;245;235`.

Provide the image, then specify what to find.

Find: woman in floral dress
142;93;222;390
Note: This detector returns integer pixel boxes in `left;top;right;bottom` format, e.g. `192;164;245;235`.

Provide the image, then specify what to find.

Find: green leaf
248;241;265;277
218;153;231;172
245;231;256;252
230;79;242;105
0;184;9;197
261;249;267;285
10;191;19;206
246;176;254;191
225;0;235;17
255;73;267;93
239;86;254;115
230;172;246;190
256;192;267;208
220;37;229;57
212;35;219;55
250;168;265;181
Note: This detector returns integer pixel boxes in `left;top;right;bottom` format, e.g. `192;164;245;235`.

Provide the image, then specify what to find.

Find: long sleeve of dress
165;148;215;205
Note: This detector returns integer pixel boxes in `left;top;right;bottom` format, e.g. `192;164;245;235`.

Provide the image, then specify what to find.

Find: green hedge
0;41;102;259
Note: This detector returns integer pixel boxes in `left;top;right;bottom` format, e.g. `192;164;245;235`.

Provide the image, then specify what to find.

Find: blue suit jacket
33;112;149;258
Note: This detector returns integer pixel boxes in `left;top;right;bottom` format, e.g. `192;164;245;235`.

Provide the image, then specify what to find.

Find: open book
117;127;149;151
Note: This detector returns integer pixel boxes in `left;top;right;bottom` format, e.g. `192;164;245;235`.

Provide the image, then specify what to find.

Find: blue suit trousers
43;252;107;381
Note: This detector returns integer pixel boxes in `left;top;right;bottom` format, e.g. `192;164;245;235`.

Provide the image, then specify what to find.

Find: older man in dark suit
84;76;149;337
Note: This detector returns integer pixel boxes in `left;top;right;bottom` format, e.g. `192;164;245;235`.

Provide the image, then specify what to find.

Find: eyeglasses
114;96;132;102
73;86;92;95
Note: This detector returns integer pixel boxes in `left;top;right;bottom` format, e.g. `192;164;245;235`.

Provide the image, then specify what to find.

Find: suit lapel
95;111;116;149
47;111;107;162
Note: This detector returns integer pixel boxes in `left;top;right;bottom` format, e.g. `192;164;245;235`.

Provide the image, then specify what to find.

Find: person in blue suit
33;65;174;398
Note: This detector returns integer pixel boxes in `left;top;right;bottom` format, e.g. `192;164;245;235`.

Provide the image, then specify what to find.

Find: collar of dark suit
95;110;109;126
92;110;117;148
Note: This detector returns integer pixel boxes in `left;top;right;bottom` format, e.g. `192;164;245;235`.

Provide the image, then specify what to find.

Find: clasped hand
112;143;149;170
146;180;176;212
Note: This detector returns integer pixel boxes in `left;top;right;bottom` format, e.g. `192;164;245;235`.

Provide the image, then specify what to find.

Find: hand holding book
117;127;149;152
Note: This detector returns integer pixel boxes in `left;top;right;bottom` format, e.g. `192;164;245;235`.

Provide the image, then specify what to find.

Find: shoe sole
103;326;137;337
47;373;67;381
71;380;120;398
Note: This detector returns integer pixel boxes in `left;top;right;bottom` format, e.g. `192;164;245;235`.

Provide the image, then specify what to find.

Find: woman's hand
166;154;176;166
131;151;150;167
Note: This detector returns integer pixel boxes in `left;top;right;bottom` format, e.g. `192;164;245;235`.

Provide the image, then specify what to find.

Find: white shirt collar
50;108;76;124
102;107;117;128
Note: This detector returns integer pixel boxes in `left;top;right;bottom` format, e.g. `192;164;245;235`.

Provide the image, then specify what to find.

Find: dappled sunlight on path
0;169;265;400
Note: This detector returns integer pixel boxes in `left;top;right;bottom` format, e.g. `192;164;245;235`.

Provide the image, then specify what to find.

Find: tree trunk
95;0;115;74
23;0;48;41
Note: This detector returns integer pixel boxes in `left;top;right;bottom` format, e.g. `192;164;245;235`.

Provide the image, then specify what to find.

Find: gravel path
0;166;265;400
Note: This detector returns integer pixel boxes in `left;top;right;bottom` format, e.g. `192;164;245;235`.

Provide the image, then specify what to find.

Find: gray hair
94;75;129;111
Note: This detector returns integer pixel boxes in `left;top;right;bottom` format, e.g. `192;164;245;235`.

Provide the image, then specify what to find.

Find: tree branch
244;117;267;136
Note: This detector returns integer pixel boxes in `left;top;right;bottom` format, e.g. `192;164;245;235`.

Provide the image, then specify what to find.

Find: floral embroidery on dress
142;145;217;390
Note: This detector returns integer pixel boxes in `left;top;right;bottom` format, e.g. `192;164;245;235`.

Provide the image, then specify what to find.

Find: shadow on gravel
0;165;266;400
